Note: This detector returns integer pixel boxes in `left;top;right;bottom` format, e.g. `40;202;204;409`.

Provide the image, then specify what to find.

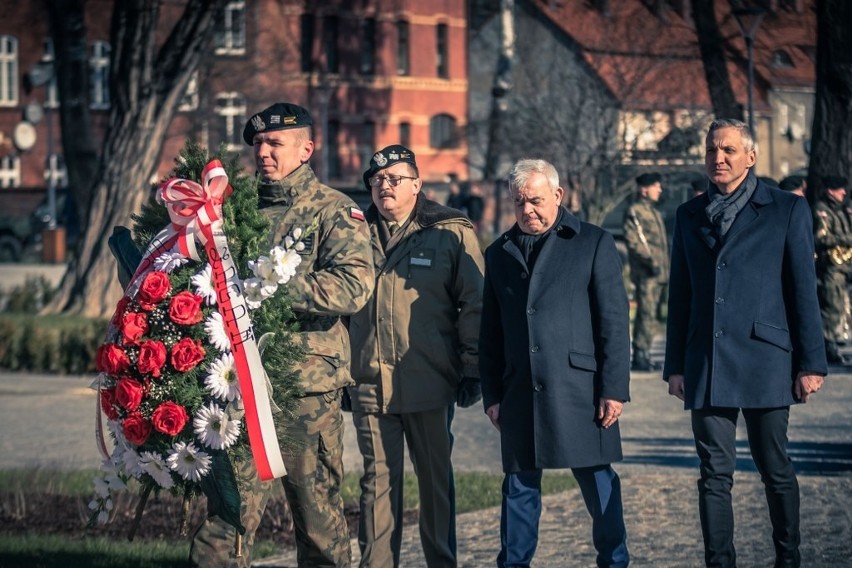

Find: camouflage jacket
623;196;669;282
347;194;484;414
814;197;852;272
258;164;374;394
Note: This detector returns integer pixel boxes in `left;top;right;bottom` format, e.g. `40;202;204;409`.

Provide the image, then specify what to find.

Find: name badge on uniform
410;257;432;267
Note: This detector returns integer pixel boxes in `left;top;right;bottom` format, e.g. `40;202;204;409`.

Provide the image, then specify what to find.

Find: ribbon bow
158;160;233;261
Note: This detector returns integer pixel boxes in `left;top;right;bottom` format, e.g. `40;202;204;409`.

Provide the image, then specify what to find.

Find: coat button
717;262;727;270
521;272;528;279
534;383;544;392
531;345;540;353
715;297;724;304
714;330;723;338
527;307;536;315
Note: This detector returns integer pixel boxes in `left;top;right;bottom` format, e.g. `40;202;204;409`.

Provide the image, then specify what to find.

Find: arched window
430;114;457;149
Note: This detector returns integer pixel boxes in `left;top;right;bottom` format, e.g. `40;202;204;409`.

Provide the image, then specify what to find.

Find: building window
0;35;18;106
90;40;111;110
215;1;246;56
436;23;448;78
396;21;410;76
214;92;246;151
327;120;341;180
0;155;20;187
399;122;411;148
42;39;58;108
324;16;339;73
430;114;457;148
45;154;68;188
360;19;376;75
178;71;199;112
300;13;314;72
771;50;794;68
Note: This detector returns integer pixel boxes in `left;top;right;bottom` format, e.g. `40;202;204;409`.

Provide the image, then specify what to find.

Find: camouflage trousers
189;390;351;568
818;269;852;343
631;276;666;352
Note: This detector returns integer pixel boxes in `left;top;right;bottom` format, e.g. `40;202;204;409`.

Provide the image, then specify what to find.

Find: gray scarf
705;172;757;237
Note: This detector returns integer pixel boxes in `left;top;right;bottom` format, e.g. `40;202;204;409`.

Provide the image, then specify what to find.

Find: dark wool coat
479;209;631;472
663;175;828;410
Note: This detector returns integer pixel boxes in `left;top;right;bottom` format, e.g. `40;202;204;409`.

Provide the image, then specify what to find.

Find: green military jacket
623;196;669;282
258;164;374;394
814;197;852;273
347;194;484;414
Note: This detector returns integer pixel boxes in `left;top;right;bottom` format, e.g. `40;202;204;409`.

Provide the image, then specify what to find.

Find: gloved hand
456;377;482;408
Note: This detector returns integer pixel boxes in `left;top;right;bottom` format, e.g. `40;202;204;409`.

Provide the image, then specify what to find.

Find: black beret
778;175;804;192
362;144;418;190
635;172;662;187
823;176;848;190
243;103;312;145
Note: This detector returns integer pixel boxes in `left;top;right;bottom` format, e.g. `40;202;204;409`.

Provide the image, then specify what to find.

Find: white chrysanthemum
242;277;275;309
166;441;212;482
204;311;231;352
193;402;241;450
153;250;189;273
140;451;175;489
192;264;217;306
120;447;145;478
205;353;241;401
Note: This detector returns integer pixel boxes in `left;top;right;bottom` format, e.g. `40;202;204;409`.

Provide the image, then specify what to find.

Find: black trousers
691;407;800;568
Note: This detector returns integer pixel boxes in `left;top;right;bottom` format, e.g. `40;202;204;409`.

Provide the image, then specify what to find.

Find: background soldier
623;172;669;371
190;103;374;567
814;175;852;363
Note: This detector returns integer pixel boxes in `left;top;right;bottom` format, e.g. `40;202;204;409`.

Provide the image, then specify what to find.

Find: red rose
169;291;204;325
121;311;149;345
115;377;145;411
151;401;189;436
170;337;206;372
96;343;130;375
137;271;171;311
100;388;119;420
111;296;131;327
123;412;152;446
137;340;167;377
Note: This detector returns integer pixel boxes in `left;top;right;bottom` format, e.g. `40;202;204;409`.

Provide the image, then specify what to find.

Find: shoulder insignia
349;207;365;221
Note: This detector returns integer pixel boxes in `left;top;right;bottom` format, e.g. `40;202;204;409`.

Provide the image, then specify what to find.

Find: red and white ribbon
97;160;286;481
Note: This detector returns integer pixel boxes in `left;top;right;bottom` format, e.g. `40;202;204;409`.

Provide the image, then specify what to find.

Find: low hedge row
0;313;105;374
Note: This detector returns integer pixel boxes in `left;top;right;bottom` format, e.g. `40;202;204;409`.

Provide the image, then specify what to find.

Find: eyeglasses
368;174;417;188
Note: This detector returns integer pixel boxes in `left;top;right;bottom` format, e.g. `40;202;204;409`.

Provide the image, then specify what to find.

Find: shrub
0;314;105;374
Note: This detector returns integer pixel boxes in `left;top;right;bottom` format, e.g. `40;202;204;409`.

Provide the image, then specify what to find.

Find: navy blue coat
663;175;828;410
479;210;630;472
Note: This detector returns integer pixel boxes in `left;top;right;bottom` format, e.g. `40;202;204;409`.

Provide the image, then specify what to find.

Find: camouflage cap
362;144;418;190
243;103;313;145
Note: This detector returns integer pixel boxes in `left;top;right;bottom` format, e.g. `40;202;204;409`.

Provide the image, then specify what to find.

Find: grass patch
0;468;578;565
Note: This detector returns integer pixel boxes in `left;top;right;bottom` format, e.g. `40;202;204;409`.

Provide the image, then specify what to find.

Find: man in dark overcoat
479;158;631;568
664;118;827;568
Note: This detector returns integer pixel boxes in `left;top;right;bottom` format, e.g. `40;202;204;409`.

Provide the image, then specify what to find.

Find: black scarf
512;208;565;269
705;172;757;238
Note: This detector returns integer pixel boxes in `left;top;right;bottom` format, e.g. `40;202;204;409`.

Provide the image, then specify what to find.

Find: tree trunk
691;0;743;120
46;0;228;318
807;0;852;203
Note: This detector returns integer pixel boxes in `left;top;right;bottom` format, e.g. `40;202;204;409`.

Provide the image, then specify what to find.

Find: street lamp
732;6;766;136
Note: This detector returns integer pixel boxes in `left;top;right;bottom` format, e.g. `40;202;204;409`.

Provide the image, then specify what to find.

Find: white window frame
0;35;18;107
214;92;246;152
45;154;68;189
90;40;111;110
43;39;58;108
215;1;246;56
0;155;21;187
178;71;199;112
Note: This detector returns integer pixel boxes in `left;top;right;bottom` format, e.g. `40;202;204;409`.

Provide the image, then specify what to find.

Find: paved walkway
2;370;850;567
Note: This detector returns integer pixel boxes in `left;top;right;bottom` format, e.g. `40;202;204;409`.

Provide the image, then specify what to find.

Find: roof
528;0;816;111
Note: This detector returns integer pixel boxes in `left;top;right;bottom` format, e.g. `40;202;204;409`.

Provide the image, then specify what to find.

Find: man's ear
300;139;315;163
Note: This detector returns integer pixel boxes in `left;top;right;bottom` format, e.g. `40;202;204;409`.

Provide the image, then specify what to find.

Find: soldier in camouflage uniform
623;172;669;371
190;103;374;567
814;175;852;364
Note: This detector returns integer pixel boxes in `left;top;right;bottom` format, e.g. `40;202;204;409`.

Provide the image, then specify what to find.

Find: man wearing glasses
347;145;485;567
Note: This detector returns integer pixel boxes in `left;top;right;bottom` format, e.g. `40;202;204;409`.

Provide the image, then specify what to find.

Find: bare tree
807;0;852;200
691;0;743;120
46;0;228;317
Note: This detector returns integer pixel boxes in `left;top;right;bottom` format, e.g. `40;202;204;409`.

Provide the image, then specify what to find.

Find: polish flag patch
350;207;365;221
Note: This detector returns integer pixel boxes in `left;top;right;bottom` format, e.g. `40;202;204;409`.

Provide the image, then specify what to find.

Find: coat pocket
568;351;598;372
752;321;792;352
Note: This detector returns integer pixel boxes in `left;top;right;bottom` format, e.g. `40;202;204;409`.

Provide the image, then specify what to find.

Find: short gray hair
707;118;757;153
507;159;560;195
